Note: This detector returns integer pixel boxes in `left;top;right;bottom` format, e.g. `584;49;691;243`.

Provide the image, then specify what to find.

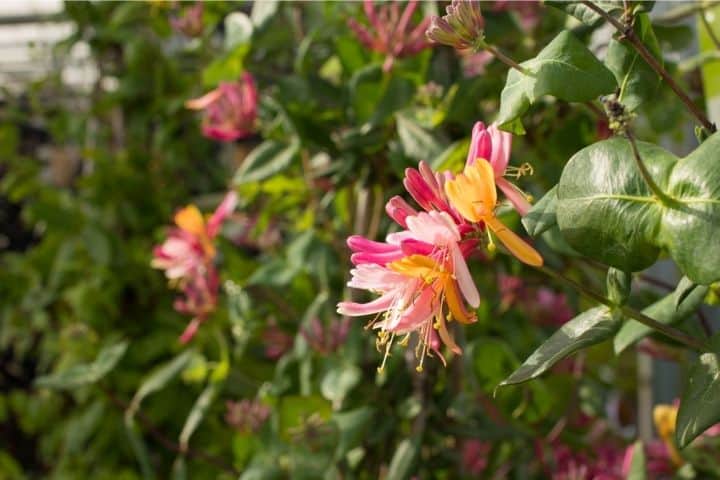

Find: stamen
377;332;395;373
504;163;534;179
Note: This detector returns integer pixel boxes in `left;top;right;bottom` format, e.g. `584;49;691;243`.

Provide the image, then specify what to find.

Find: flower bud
426;0;485;51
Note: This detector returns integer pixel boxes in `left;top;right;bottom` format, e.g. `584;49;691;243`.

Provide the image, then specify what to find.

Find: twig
582;0;716;133
101;386;240;476
538;266;709;352
484;44;532;76
697;308;713;336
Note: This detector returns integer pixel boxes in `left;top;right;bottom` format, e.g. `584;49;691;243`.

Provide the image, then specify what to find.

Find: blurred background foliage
0;1;718;479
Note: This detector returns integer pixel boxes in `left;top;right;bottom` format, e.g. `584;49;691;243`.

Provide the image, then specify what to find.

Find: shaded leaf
606;267;632;306
386;439;418;480
605;13;662;111
35;341;128;390
500;307;620;386
522;186;558;237
497;31;616;133
233;140;299;185
179;382;220;451
127;350;194;419
677;350;720;448
614;282;708;354
396;114;444;162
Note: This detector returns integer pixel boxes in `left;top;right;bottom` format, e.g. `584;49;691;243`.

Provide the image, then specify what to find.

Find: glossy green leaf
497;31;616;134
677;350;720;448
605;13;662;112
35;340;128;390
522;186;558;237
233;140;299;185
546;1;623;26
556;134;720;283
500;307;620;386
613;281;707;354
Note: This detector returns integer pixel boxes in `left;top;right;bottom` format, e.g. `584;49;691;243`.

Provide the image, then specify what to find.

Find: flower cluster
348;0;432;72
338;122;539;370
152;191;237;343
186;72;258;142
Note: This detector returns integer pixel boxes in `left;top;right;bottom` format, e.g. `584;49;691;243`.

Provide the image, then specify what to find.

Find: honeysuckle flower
444;159;543;266
348;0;432;72
152;191;238;342
338;211;479;371
170;1;203;37
301;317;352;355
426;0;485;51
467;121;532;216
185;73;258;142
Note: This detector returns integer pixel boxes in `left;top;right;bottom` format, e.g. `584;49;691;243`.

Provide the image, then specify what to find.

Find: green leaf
546;1;623;26
674;276;702;311
522;186;558;237
626;441;647;480
613;281;707;354
320;364;361;408
332;407;374;460
676;350;720;448
202;43;250;87
386;439;417;480
605;13;662;112
127;350;194;419
606;268;632;306
499;307;620;386
35;340;128;390
179;382;220;451
125;418;155;480
497;31;616;133
395;114;444;162
233;140;299;185
556;134;720;282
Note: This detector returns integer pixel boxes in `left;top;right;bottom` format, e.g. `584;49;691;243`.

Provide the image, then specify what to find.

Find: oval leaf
35;340;128;390
499;306;620;387
676;351;720;448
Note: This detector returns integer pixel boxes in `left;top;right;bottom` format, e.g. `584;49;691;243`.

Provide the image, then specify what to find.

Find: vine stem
581;0;716;133
625;130;678;206
537;266;709;352
483;43;532;76
700;8;720;50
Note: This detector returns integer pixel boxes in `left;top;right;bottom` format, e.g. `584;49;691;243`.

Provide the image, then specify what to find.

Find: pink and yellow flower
152;191;237;343
444;158;543;266
466;121;532;216
348;0;432;72
185;73;258;142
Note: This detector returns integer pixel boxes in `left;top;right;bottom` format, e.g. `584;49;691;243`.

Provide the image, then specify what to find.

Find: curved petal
485;216;543;267
450;242;480;308
207;191;238;237
337;294;394;316
488;123;511;174
496;177;531;217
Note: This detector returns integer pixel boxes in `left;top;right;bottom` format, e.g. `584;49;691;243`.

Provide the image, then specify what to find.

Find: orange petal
444;276;477;324
465;159;497;210
174;205;207;236
444;175;481;222
388;255;441;282
485;216;543;267
434;312;462;355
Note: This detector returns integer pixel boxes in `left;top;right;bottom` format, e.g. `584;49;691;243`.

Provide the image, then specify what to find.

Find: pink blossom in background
348;0;431;72
225;400;271;433
186;73;258;142
461;50;494;77
301;317;351;355
466;121;532;216
152;191;238;343
170;2;204;38
461;439;491;476
497;274;573;326
262;320;294;360
544;443;625;480
492;0;542;32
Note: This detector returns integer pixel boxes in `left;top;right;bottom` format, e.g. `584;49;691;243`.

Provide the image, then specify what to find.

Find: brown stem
582;0;716;133
101;386;240;476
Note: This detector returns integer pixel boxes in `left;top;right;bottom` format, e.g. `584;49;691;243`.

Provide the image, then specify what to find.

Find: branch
582;0;716;133
538;266;709;352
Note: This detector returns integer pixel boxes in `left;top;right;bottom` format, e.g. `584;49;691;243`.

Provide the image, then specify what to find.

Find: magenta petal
385;196;417;228
399;238;434;256
351;250;404;266
497;177;531;217
488;123;511;175
451;242;480;308
207;191;238;237
347;235;398;253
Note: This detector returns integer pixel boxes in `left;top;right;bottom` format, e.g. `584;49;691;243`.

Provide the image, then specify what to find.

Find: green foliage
556;135;720;283
677;346;720;448
497;31;616;134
